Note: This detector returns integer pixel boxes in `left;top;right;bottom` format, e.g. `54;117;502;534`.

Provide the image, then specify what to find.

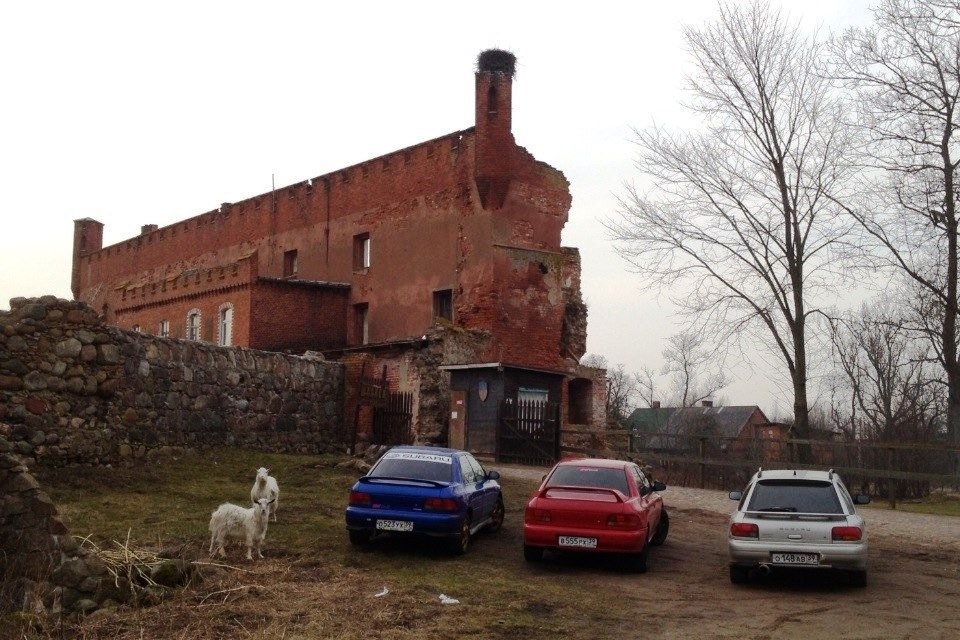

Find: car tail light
832;526;863;541
730;522;759;538
349;490;372;506
526;507;551;523
606;513;641;529
423;498;458;512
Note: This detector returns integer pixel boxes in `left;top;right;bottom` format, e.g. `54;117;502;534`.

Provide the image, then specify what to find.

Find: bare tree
581;354;639;425
607;1;853;443
661;330;730;406
636;365;660;408
831;0;960;466
827;301;946;497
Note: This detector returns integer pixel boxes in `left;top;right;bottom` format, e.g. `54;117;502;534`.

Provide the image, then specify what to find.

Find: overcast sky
0;1;875;418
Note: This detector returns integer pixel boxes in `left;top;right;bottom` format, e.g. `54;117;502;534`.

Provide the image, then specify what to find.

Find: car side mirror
652;481;666;492
854;494;870;505
728;491;743;501
487;470;501;481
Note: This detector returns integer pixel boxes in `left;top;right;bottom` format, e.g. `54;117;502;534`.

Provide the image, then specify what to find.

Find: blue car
345;446;504;554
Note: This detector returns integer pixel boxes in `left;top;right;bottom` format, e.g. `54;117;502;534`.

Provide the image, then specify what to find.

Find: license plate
376;519;413;532
771;552;819;565
559;536;598;548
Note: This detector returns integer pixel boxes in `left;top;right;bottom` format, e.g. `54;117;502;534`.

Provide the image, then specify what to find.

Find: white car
727;468;870;586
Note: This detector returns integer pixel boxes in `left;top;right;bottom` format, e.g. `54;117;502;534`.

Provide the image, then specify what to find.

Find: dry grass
11;448;611;639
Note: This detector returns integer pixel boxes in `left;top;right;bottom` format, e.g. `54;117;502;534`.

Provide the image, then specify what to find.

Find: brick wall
249;281;348;352
70;54;582;365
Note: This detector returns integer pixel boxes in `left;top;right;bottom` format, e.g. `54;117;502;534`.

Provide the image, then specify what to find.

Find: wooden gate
497;398;560;465
373;391;413;446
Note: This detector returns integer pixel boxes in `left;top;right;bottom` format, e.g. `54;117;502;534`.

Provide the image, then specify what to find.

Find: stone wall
0;296;344;467
0;452;115;614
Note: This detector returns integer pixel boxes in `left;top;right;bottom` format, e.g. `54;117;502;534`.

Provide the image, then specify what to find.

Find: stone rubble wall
0;452;116;614
0;296;345;467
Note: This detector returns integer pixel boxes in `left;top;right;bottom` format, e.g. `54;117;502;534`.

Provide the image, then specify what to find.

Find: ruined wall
0;452;118;615
0;297;344;467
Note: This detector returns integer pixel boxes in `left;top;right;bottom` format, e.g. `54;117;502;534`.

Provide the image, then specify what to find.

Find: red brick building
71;50;605;459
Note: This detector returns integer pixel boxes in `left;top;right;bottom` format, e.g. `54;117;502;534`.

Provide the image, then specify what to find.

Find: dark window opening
433;289;453;322
353;233;371;270
487;85;498;116
353;303;369;345
568;378;593;424
283;249;298;278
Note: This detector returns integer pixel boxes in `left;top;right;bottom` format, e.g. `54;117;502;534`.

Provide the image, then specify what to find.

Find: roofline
438;362;567;376
257;277;351;289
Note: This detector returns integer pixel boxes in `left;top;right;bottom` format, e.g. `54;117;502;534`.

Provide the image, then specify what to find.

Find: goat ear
268;499;276;504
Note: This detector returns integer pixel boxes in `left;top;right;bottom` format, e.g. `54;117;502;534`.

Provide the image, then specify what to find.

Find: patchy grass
864;490;960;517
22;448;644;639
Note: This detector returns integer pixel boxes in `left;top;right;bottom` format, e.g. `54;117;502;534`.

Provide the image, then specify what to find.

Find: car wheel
523;545;544;563
847;569;867;588
729;565;750;584
486;498;505;533
629;544;649;573
451;515;471;555
348;530;372;546
650;509;669;546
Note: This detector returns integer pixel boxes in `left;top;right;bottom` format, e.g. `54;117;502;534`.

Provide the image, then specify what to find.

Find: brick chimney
651;400;661;409
701;400;714;407
474;49;516;209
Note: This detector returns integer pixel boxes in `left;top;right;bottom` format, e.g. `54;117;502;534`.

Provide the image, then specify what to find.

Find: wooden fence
561;429;960;501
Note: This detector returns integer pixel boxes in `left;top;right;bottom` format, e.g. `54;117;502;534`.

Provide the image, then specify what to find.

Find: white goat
250;467;280;522
208;498;274;560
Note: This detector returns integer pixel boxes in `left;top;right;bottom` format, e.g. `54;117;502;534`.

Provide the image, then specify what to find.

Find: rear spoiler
358;476;450;488
539;485;626;502
742;510;849;521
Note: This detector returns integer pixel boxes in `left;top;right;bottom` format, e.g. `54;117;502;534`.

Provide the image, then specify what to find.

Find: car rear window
371;451;453;483
547;466;629;494
747;480;843;514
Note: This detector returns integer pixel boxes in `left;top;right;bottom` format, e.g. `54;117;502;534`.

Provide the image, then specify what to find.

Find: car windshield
371;451;453;483
547;466;629;494
747;480;843;514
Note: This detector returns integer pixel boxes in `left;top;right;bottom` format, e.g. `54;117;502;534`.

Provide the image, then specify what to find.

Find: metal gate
373;391;413;446
497;398;560;465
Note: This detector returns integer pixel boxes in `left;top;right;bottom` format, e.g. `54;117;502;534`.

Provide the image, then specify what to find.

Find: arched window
218;303;233;347
186;309;201;341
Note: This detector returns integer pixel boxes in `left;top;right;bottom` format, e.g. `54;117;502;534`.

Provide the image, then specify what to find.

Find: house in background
70;50;606;463
626;401;789;463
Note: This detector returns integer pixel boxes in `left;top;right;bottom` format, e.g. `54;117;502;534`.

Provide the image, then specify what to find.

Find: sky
0;0;875;419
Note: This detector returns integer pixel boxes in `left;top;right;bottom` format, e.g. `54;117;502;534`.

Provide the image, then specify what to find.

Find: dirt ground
498;464;960;640
43;461;960;640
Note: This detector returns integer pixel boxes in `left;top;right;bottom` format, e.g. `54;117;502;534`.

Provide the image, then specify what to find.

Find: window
747;481;843;514
283;249;298;278
353;303;369;345
218;304;233;347
458;456;477;484
158;320;170;337
186;309;201;341
353;233;371;270
518;387;549;404
433;289;453;322
132;324;141;333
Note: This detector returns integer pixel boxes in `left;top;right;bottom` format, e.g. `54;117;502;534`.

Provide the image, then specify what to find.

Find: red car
523;458;669;572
